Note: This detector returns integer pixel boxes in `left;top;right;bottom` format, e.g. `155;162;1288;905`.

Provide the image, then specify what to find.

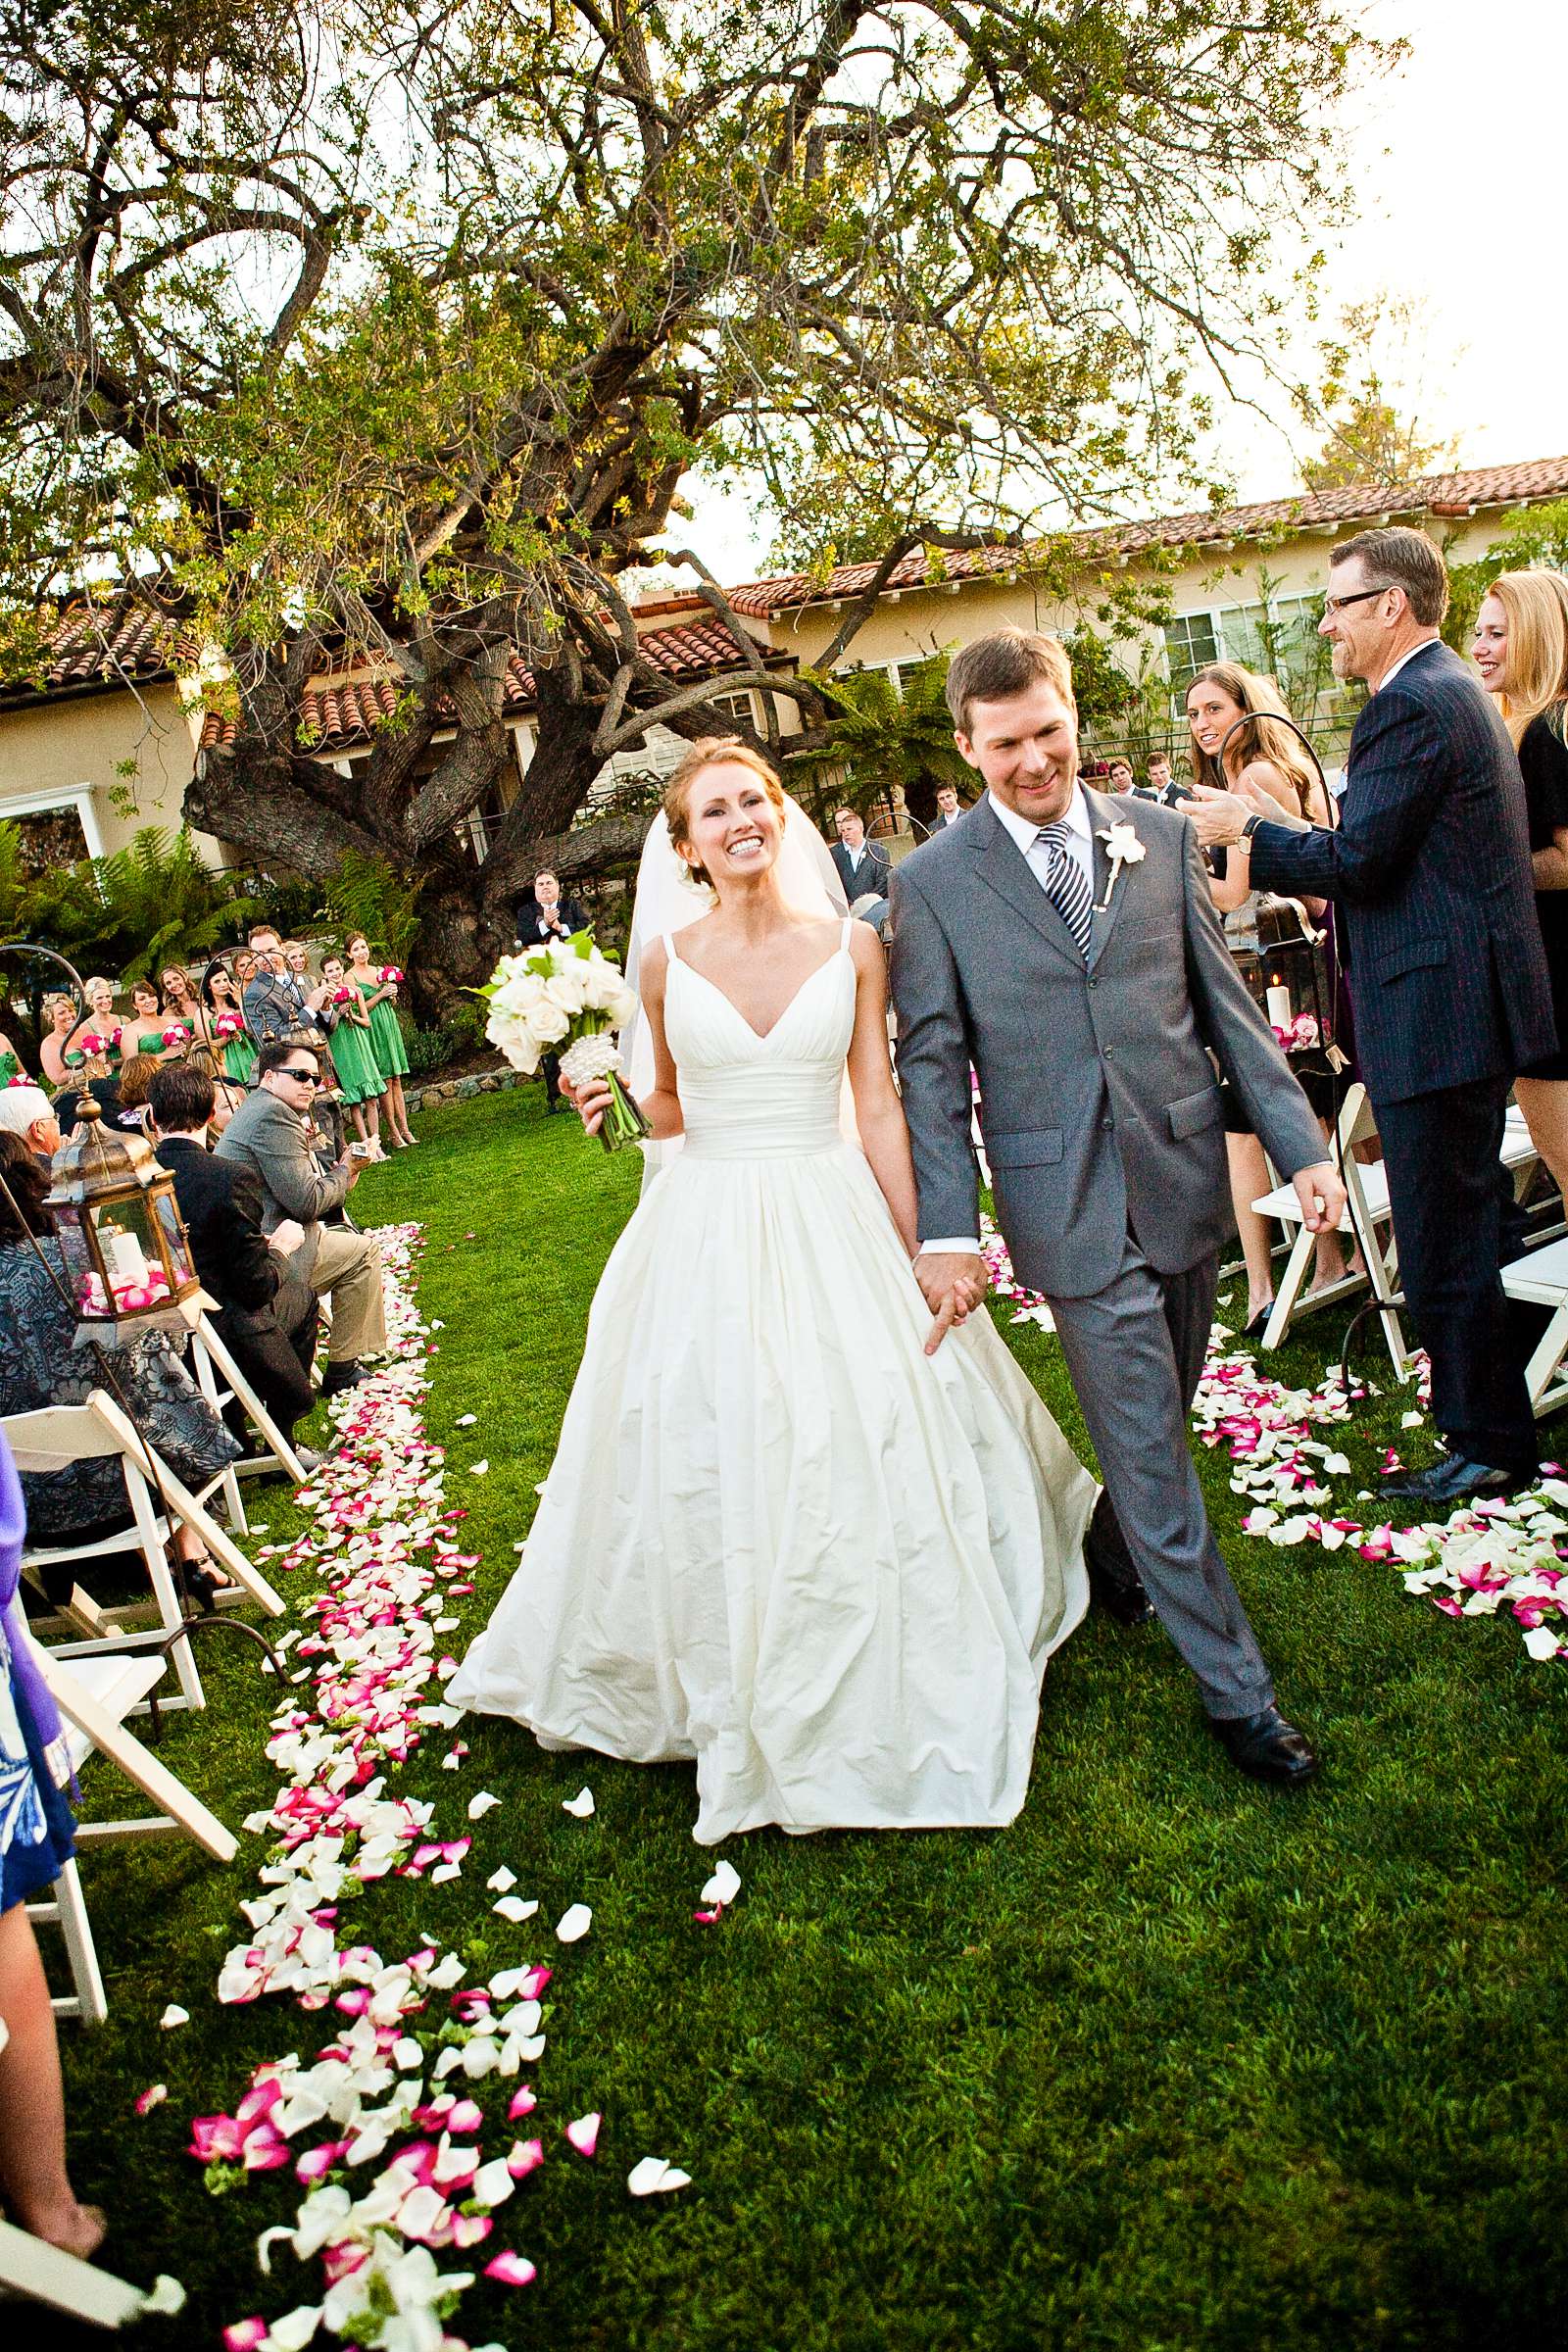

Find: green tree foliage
0;1;1381;1003
0;819;262;981
1299;296;1462;492
791;656;970;825
1442;501;1568;653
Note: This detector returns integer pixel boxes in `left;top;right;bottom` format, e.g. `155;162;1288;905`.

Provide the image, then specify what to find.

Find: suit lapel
967;796;1087;968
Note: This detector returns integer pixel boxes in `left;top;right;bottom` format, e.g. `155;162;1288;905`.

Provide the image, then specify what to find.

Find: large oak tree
0;0;1376;1004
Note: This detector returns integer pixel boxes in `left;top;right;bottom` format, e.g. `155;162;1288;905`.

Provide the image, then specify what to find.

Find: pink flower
484;2251;538;2287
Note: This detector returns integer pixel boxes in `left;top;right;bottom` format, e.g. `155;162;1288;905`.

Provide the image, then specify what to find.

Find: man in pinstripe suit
1194;526;1555;1507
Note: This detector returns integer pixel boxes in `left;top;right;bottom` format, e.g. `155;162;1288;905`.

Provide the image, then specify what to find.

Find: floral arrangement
1271;1011;1321;1054
475;934;647;1152
68;1026;122;1069
162;1021;192;1051
330;986;355;1005
380;966;405;988
214;1010;247;1040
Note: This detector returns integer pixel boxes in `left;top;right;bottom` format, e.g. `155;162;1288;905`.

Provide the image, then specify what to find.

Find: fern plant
790;655;971;826
317;849;423;967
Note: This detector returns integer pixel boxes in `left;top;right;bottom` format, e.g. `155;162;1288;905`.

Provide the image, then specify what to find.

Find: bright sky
682;0;1568;586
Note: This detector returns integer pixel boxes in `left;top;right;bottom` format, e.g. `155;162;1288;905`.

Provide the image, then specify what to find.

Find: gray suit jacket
889;789;1326;1298
215;1085;352;1282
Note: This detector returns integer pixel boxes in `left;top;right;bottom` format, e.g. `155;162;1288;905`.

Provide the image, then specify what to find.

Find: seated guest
50;1073;120;1139
216;1041;387;1396
112;1054;159;1134
0;1135;240;1603
148;1063;320;1463
931;783;967;830
514;867;587;947
0;1085;61;1163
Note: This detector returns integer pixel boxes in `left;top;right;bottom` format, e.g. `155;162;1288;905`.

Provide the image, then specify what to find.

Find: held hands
1293;1160;1347;1235
913;1250;989;1355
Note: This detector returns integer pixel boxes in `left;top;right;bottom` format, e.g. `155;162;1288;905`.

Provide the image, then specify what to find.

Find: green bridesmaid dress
215;1018;257;1085
363;976;410;1080
330;1003;384;1104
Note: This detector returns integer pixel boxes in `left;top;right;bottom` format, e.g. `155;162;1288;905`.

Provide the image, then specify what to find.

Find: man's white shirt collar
1374;637;1440;694
987;782;1092;856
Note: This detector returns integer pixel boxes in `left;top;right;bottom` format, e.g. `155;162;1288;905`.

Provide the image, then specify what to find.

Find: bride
449;738;1095;1843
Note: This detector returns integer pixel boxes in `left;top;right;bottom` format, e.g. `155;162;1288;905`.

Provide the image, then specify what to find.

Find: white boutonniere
1095;821;1146;913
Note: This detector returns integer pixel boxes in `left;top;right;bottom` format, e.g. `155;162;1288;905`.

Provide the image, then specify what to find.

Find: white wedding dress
450;919;1095;1843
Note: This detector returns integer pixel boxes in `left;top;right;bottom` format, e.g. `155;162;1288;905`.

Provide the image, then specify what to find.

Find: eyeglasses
1322;584;1393;615
278;1065;319;1085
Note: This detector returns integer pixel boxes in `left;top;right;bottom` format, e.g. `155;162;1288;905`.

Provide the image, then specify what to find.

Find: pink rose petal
484;2251;538;2286
564;2111;601;2158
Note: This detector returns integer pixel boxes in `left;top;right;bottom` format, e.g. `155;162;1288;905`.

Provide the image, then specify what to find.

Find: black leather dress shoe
320;1359;370;1397
1380;1455;1532;1507
1084;1491;1155;1626
1207;1704;1318;1787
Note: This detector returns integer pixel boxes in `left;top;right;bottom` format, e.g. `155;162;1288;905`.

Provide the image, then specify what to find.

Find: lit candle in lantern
1265;980;1292;1030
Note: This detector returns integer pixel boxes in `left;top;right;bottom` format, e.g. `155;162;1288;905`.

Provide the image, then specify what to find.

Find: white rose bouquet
474;933;650;1152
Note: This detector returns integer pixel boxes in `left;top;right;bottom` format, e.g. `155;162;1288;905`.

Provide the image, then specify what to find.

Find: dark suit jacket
830;838;891;904
514;894;587;944
155;1137;280;1319
1246;640;1555;1102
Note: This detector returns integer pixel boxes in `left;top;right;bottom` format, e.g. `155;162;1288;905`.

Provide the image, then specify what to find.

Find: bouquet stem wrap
558;1034;652;1154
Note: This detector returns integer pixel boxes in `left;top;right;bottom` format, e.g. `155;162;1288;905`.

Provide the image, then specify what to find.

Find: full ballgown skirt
451;933;1094;1843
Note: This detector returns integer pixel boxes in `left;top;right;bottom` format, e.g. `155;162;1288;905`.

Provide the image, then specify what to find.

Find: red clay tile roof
727;456;1568;616
198;612;779;755
1;599;186;697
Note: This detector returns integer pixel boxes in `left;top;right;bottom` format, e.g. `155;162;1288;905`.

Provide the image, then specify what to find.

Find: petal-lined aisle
982;1217;1568;1666
161;1223;683;2352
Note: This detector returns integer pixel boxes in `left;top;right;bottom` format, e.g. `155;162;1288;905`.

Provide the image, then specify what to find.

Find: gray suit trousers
1048;1232;1274;1719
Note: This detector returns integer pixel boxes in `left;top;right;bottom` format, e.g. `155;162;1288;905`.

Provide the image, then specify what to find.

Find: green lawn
53;1087;1568;2352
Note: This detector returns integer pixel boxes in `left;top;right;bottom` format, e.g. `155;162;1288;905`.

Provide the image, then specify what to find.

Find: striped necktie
1036;823;1094;961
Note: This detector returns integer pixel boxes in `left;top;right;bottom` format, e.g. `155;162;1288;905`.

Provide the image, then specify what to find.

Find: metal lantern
45;1095;201;1346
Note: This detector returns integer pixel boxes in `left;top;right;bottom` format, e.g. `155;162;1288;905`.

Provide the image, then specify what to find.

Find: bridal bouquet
476;934;649;1152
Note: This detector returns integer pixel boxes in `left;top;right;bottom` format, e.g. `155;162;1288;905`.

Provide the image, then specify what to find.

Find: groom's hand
914;1250;988;1355
1188;782;1250;848
1293;1160;1347;1234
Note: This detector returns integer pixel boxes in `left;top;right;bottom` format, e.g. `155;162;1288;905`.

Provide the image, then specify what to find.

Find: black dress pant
215;1274;318;1441
1375;1074;1538;1473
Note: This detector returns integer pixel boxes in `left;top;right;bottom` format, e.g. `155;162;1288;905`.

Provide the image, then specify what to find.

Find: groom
890;629;1347;1786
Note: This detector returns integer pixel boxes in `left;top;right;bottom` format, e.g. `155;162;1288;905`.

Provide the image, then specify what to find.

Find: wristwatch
1239;813;1266;843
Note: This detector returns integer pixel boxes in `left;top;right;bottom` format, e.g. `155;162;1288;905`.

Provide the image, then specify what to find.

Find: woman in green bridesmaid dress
346;934;416;1148
204;963;257;1087
321;953;387;1158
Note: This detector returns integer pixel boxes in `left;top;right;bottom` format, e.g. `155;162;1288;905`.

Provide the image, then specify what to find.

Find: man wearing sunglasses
1190;526;1553;1509
217;1040;388;1396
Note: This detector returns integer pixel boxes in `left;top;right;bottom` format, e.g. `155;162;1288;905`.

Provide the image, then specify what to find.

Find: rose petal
626;2155;691;2196
700;1860;741;1907
135;2082;168;2115
555;1903;592;1943
493;1895;538;1924
484;2251;538;2286
562;1787;595;1818
487;1866;518;1892
564;2111;601;2159
159;2003;190;2030
467;1790;502;1820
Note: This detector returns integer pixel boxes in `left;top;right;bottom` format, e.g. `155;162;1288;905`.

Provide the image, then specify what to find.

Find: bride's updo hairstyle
662;737;786;887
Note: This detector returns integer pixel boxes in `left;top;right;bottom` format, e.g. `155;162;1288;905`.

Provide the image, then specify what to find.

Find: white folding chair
1501;1234;1568;1419
24;1643;238;2027
6;1391;284;1714
0;2211;149;2328
186;1293;309;1489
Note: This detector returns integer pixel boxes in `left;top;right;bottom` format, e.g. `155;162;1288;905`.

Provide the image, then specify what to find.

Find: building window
1162;612;1220;691
706;689;756;726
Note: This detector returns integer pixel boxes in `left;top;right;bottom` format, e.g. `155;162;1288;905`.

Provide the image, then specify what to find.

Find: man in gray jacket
890;628;1346;1786
216;1038;387;1394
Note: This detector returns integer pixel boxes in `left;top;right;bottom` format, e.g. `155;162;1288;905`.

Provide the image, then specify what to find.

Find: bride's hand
568;1075;614;1136
914;1250;988;1354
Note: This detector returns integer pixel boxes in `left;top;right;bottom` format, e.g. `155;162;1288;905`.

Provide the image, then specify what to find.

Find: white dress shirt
918;785;1095;1258
1372;636;1441;695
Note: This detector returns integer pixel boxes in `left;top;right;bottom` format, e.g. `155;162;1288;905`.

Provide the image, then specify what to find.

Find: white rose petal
467;1790;502;1819
159;2003;190;2030
700;1860;741;1907
627;2156;692;2197
493;1895;538;1924
562;1787;595;1818
487;1866;517;1892
555;1902;592;1942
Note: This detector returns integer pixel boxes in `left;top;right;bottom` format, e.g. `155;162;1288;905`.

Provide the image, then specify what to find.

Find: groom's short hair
947;629;1075;736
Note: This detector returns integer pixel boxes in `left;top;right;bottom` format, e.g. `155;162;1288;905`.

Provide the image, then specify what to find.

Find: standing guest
514;868;587;947
830;806;892;912
0;1085;61;1161
205;961;258;1088
1139;751;1191;807
1472;569;1568;1204
63;976;122;1075
243;926;320;1046
160;964;209;1048
122;977;170;1059
37;996;77;1090
347;935;416;1150
1105;758;1136;796
149;1062;320;1462
217;1040;388;1395
1193;526;1554;1505
319;954;386;1157
0;1427;103;2261
931;784;967;830
1186;662;1350;1333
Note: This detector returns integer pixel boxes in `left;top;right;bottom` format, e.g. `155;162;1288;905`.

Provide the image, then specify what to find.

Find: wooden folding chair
186;1293;309;1489
6;1392;284;1715
0;2212;149;2328
24;1642;238;2027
